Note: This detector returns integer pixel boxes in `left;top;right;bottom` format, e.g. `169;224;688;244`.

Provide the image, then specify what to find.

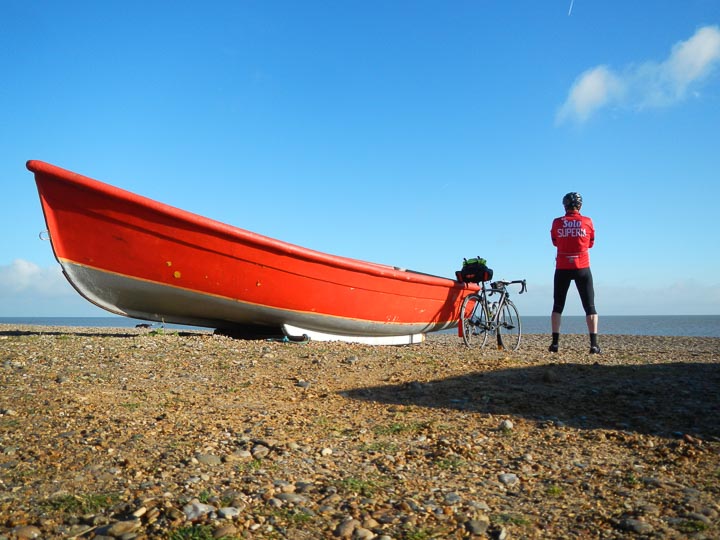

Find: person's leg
576;268;600;353
586;314;598;333
551;312;562;333
549;312;562;352
550;270;571;352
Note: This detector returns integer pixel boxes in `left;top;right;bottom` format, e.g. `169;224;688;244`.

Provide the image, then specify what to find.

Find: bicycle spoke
497;301;521;351
460;294;489;348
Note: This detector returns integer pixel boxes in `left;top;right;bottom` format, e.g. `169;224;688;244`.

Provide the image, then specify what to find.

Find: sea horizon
1;315;718;338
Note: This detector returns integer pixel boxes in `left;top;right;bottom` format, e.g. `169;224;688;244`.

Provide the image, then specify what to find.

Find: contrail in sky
568;0;574;16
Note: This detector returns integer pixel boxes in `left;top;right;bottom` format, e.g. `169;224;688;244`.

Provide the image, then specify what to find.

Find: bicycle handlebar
489;279;527;294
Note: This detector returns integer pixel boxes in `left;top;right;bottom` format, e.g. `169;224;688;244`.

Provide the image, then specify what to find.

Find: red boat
28;160;474;344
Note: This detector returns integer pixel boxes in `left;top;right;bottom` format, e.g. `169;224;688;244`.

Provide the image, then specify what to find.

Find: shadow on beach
344;362;720;440
0;328;202;339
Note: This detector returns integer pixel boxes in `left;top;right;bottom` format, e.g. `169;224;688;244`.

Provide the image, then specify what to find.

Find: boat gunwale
28;160;470;291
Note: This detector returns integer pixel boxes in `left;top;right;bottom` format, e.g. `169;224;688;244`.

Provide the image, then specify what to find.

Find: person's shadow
344;362;720;439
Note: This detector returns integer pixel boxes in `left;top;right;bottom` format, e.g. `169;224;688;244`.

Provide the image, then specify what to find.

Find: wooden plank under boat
27;160;475;344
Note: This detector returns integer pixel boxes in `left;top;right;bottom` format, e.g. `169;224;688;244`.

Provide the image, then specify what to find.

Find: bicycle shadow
344;362;720;439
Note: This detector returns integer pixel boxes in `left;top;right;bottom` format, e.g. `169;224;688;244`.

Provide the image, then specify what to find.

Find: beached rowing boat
28;160;475;344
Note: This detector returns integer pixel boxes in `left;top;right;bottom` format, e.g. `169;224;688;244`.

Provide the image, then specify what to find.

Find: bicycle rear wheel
460;294;489;348
496;301;521;351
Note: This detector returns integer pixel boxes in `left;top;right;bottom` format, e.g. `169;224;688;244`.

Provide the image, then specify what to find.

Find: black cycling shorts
552;267;597;316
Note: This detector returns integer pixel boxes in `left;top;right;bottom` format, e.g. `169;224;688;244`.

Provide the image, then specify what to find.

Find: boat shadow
344;362;720;439
0;329;203;339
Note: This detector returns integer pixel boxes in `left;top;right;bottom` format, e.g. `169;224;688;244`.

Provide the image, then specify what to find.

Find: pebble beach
1;325;719;539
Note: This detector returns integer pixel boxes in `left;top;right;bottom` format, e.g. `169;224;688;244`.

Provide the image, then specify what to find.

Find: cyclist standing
549;192;601;354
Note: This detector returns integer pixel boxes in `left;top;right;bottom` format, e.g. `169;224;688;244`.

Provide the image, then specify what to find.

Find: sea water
0;315;718;337
519;315;719;338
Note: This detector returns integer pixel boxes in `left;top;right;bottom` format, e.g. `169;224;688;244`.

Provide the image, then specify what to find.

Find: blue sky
1;0;719;319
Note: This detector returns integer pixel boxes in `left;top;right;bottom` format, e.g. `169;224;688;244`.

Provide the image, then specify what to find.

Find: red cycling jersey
551;211;595;269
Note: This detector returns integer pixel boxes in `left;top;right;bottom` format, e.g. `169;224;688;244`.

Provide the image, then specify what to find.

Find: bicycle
460;279;527;350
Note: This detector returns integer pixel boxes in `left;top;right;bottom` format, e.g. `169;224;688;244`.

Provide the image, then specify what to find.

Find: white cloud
0;259;106;316
665;25;720;92
0;259;68;295
556;65;624;124
557;25;720;124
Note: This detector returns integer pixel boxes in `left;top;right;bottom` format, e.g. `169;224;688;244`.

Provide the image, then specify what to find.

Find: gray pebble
195;453;222;466
335;517;361;538
183;500;217;521
498;473;519;486
252;444;270;458
213;523;237;538
619;518;654;534
12;525;42;539
105;519;141;537
444;492;461;505
227;449;252;461
466;516;490;535
685;512;712;524
218;507;241;519
354;527;375;539
277;492;309;504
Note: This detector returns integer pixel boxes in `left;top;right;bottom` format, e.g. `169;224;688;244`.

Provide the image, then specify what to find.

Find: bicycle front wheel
496;301;521;351
460;294;489;348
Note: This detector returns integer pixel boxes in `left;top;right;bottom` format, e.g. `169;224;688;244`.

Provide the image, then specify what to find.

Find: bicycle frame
460;279;527;350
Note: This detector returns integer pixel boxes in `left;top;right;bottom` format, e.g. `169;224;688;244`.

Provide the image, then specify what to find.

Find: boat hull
28;160;475;343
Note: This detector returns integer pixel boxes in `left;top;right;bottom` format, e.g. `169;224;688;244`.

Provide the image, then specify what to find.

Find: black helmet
563;192;582;209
